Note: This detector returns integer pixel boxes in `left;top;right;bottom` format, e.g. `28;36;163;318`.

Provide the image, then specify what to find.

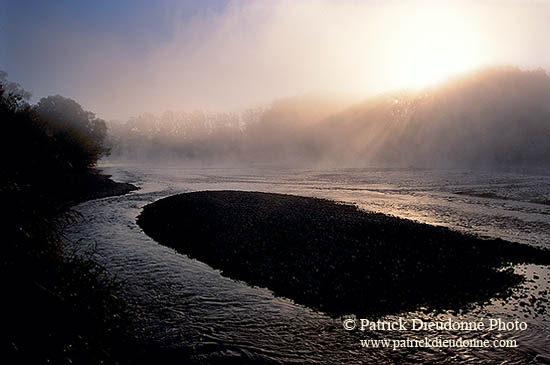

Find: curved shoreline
4;167;140;364
58;169;139;209
137;190;550;317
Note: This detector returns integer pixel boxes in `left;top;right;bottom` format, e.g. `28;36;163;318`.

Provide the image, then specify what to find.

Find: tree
34;95;109;170
0;71;31;111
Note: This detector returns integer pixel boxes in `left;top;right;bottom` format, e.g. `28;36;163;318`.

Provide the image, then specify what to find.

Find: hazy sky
1;0;549;120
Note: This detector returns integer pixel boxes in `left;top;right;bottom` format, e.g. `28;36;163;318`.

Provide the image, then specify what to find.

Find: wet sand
137;190;550;317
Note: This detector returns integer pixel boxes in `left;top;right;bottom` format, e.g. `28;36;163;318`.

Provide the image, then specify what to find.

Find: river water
64;163;550;364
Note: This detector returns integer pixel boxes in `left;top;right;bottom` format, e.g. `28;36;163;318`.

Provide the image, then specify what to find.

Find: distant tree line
108;67;550;168
107;94;348;163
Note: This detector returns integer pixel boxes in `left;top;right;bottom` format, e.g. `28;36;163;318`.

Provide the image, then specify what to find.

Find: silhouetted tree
34;95;109;170
1;75;57;187
0;70;31;110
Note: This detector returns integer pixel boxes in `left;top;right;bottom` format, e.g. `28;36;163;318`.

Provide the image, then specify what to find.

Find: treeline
109;67;550;168
107;93;352;163
316;66;550;168
109;108;261;161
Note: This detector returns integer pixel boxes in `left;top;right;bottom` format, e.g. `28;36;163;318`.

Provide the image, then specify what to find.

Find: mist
107;67;550;169
4;0;550;168
315;67;550;168
108;92;355;165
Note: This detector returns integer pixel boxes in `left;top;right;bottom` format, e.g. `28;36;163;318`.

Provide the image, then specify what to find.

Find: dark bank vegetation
138;191;550;318
109;67;550;169
0;72;138;364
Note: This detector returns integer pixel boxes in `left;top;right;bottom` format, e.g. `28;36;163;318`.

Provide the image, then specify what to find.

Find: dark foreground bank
55;169;139;207
1;76;183;363
2;170;142;364
138;190;550;318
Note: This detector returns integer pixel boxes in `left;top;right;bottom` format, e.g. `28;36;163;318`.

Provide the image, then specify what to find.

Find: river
64;163;550;364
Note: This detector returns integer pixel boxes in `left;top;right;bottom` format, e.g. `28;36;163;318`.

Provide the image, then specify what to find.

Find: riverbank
57;169;138;210
138;190;550;318
2;169;140;364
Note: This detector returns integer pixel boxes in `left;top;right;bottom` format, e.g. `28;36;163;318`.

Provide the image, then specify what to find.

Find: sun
380;2;489;90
